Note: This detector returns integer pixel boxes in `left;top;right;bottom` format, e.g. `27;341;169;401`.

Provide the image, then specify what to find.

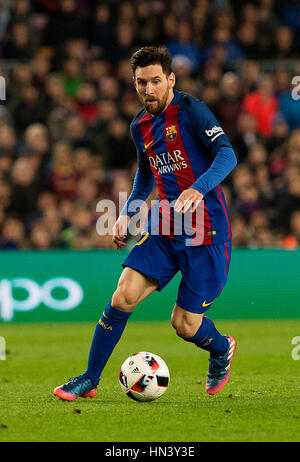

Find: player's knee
171;311;203;339
111;287;139;312
173;323;196;339
171;316;191;339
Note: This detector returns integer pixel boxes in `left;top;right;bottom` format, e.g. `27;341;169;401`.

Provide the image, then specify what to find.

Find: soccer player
54;46;237;401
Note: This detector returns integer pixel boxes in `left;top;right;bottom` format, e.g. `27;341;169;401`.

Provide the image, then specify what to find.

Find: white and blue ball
119;351;170;402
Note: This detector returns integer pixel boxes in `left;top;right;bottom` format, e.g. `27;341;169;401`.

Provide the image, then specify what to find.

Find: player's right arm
112;121;155;249
112;215;131;249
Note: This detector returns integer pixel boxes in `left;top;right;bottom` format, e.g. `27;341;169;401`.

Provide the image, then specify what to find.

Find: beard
138;87;170;116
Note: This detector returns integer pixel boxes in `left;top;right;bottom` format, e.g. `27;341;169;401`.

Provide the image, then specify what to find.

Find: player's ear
168;72;176;89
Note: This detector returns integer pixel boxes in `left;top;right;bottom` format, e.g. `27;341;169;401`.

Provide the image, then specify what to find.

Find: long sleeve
190;146;237;196
120;125;155;218
120;165;155;218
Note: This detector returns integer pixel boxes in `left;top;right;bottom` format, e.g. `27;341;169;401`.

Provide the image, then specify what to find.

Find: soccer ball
119;351;170;402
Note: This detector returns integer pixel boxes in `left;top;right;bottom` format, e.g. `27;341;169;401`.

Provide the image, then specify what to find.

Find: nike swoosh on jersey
202;300;214;307
144;140;154;149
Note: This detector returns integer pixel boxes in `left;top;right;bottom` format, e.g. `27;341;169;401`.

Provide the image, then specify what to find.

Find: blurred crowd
0;0;300;250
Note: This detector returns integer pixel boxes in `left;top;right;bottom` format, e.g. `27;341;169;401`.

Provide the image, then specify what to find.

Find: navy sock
185;316;228;358
84;301;132;384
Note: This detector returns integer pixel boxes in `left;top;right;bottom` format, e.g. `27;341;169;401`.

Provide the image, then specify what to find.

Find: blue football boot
54;374;98;401
206;335;237;395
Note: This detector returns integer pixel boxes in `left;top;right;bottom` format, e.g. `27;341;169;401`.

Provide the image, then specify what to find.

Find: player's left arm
175;98;237;213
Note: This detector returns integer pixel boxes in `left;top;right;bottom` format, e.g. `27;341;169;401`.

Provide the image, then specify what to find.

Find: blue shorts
122;233;231;314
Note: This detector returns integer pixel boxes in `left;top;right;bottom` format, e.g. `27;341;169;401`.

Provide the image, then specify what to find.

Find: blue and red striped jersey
123;90;237;245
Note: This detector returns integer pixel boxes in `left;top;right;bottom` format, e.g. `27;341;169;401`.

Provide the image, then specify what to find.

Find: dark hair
130;46;172;76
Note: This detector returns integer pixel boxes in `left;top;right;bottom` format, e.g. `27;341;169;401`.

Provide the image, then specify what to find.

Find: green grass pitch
0;319;299;442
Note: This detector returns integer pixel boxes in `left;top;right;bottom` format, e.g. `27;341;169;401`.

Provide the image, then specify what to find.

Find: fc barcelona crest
165;125;177;141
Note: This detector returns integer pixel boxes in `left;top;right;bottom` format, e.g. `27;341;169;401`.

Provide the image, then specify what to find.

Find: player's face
134;64;175;116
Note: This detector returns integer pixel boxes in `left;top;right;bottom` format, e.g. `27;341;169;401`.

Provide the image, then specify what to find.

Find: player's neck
165;89;175;110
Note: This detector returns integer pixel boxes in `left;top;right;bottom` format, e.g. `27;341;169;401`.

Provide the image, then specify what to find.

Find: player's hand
174;188;204;213
112;215;131;249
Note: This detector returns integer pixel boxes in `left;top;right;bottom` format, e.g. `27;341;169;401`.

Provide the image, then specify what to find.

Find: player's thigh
170;303;203;339
176;240;231;314
122;233;178;292
112;266;158;311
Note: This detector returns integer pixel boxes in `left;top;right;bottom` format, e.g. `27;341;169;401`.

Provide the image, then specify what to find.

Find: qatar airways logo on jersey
148;149;187;174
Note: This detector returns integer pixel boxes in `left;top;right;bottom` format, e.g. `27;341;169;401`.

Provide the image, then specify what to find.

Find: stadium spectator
0;216;26;249
1;20;33;59
166;20;202;73
0;124;17;158
0;179;11;211
275;174;300;233
12;84;48;135
108;22;137;66
0;0;10;41
48;140;79;199
23;123;49;157
32;52;52;92
201;26;244;66
87;3;115;49
237;22;258;60
64;114;91;149
269;25;297;59
216;72;243;138
43;0;85;47
75;82;98;125
105;117;135;170
230;112;259;162
243;73;278;137
9;156;43;220
30;221;53;249
60;204;93;248
62;58;84;96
